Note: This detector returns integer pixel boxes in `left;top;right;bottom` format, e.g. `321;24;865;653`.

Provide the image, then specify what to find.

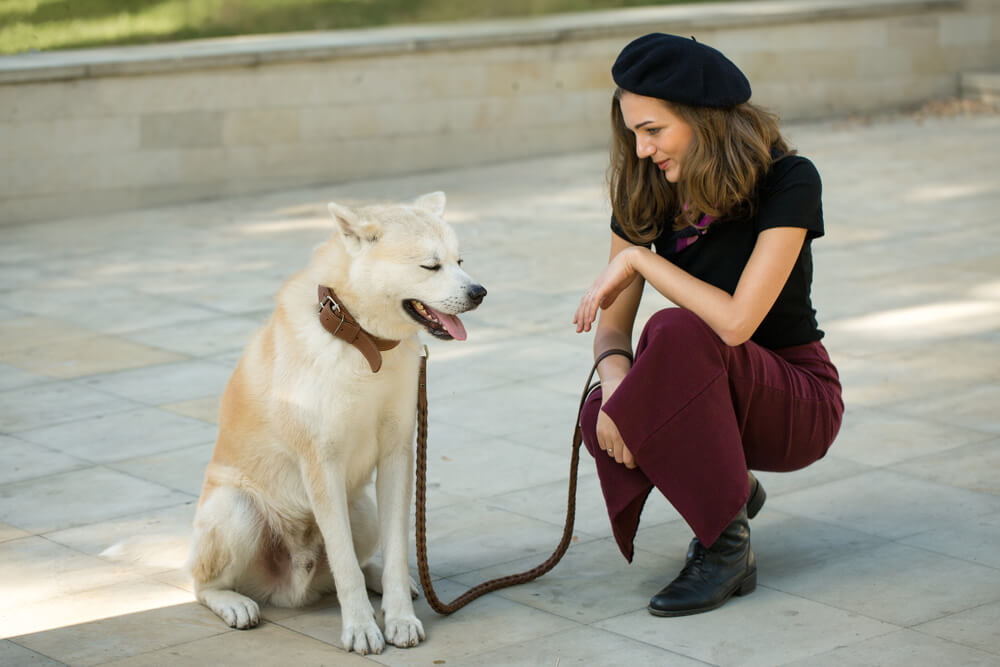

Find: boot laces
678;540;709;580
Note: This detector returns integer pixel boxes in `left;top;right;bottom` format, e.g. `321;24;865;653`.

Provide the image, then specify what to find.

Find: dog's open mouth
403;300;467;341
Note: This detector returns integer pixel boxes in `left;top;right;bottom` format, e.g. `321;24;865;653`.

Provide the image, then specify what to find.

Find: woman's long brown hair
609;88;791;244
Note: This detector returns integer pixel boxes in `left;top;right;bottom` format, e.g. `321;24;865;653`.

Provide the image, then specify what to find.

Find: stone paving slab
0;109;998;665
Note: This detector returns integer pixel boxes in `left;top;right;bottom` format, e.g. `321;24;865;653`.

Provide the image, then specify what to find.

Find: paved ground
1;108;999;667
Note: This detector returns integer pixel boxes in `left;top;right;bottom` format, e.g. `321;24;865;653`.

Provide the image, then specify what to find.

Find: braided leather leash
413;347;631;614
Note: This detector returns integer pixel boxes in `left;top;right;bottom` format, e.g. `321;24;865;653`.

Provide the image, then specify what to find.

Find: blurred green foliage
0;0;722;54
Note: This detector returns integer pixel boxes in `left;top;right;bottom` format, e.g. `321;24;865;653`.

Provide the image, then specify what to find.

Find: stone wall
1;0;997;225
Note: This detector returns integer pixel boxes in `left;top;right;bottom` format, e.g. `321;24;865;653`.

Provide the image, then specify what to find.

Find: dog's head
323;192;485;341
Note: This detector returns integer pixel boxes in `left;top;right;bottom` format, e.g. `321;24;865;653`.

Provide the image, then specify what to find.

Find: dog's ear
413;191;446;217
328;202;380;253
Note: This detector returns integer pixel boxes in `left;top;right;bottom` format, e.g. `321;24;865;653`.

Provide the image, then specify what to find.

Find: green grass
0;0;723;55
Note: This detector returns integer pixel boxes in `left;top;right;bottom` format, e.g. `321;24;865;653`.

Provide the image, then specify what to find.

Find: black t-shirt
611;155;825;349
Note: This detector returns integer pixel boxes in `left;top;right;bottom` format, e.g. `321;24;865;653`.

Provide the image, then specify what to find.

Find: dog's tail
101;534;191;570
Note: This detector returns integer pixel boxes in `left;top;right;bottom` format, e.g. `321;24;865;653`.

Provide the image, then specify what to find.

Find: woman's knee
640;308;715;349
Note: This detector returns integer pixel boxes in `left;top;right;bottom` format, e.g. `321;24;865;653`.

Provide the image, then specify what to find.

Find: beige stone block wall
1;0;997;225
223;110;301;146
141;111;223;149
1;116;139;160
939;13;993;45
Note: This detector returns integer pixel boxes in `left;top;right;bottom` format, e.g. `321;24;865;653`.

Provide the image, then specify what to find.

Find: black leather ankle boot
747;471;766;519
648;508;756;617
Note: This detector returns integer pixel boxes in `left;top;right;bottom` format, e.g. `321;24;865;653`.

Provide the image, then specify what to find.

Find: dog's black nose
467;284;487;305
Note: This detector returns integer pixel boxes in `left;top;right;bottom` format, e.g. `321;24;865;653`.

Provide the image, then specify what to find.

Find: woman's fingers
595;410;616;454
574;288;601;332
597;409;635;468
622;445;636;469
611;437;636;469
613;438;625;465
575;253;637;334
572;303;588;332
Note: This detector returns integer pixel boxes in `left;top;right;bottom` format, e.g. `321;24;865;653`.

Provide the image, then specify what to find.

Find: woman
573;33;843;617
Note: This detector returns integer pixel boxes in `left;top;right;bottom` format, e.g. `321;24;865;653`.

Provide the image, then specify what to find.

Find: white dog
186;192;485;655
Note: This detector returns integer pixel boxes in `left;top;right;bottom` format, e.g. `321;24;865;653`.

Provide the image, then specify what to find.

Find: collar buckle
319;295;345;336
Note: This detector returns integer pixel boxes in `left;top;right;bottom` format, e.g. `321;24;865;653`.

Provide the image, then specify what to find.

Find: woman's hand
595;375;637;469
574;246;644;333
596;409;636;469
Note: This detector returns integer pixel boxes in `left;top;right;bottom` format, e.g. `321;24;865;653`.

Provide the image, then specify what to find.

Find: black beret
612;33;751;108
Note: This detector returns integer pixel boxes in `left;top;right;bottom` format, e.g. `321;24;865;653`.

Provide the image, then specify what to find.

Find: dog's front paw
341;618;385;655
223;599;260;630
384;614;425;648
203;590;261;629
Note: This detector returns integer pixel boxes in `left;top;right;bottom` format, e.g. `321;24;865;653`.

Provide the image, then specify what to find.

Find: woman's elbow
719;331;750;347
717;319;755;347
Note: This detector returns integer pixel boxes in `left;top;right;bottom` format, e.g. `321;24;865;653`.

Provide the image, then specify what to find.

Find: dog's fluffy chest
281;335;421;457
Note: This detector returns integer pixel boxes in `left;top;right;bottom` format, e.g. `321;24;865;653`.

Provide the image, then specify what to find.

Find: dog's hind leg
269;521;328;608
187;486;264;629
270;492;382;607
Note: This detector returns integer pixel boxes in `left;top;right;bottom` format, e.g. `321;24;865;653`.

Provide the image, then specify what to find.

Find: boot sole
647;568;757;617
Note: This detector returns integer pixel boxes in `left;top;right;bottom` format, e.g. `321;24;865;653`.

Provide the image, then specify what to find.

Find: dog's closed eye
420;264;442;272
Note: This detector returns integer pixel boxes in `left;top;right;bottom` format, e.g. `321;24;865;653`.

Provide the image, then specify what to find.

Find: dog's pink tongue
428;306;467;341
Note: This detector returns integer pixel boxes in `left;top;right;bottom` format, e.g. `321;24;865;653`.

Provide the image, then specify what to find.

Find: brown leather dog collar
317;285;400;373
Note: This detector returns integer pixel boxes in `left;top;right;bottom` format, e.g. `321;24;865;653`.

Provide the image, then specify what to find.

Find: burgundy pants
580;308;843;561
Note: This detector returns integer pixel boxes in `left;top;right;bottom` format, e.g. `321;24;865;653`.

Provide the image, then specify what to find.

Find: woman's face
619;91;694;183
